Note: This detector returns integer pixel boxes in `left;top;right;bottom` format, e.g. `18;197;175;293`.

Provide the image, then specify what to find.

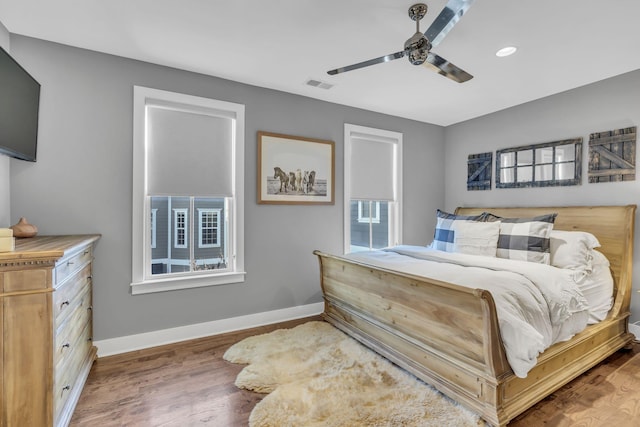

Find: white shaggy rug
223;321;484;426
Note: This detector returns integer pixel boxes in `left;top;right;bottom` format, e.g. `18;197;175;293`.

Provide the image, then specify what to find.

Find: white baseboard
94;302;324;357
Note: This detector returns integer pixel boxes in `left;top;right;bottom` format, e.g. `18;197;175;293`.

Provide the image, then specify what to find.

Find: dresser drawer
53;322;93;423
54;287;92;369
53;264;91;325
55;246;92;286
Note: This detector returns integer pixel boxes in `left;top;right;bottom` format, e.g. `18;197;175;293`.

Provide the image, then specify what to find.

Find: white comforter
344;245;589;378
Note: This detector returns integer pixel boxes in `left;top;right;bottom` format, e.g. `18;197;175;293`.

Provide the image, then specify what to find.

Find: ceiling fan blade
423;52;473;83
327;51;405;75
424;0;476;48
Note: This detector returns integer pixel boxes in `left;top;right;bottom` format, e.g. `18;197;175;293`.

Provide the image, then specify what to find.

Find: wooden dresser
0;234;100;427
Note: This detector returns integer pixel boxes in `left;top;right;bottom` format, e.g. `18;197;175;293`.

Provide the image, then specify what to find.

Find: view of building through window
350;200;389;252
150;196;227;275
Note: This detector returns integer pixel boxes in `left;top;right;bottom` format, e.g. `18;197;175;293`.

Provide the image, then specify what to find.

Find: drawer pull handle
62;343;70;349
88;337;93;342
60;301;70;309
62;385;71;392
67;261;75;266
84;250;90;255
88;306;93;312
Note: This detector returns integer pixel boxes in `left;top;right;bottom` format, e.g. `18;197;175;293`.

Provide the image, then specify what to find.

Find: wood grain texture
69;318;640;426
511;341;640;426
315;205;636;426
0;235;99;427
467;152;492;191
0;235;100;264
70;317;319;427
588;127;636;183
495;139;582;188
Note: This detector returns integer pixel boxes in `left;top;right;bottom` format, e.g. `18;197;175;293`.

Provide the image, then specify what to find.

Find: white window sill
130;271;246;295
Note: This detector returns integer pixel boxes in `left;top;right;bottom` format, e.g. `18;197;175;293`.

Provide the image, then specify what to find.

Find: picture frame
257;131;335;205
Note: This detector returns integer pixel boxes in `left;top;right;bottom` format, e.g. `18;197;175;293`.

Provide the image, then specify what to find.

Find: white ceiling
1;0;639;126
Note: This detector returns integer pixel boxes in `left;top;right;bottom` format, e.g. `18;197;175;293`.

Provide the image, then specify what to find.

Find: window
496;138;582;188
131;86;245;294
199;208;221;248
357;201;380;223
344;124;402;253
173;208;188;248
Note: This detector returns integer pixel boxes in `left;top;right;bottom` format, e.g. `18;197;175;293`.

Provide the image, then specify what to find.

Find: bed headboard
455;205;636;319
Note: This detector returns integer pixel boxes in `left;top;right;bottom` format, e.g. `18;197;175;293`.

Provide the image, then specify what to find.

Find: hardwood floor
71;318;640;426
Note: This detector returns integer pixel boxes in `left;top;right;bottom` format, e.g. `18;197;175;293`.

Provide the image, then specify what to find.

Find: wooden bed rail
314;250;512;379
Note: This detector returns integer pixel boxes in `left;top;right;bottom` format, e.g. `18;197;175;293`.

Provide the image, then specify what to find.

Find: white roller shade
349;136;396;201
146;105;234;197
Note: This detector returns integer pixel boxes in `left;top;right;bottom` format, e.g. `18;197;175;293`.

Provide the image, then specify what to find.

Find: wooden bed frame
314;205;636;426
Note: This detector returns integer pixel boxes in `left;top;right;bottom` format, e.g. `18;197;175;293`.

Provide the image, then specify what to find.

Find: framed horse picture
257;131;335;205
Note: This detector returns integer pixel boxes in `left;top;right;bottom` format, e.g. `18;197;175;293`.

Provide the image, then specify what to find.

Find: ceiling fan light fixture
496;46;517;57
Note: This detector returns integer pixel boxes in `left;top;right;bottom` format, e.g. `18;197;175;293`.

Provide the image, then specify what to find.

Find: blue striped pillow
430;209;486;252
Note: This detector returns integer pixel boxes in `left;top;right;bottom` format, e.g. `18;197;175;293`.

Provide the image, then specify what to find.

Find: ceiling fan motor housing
406;3;431;66
405;33;431;65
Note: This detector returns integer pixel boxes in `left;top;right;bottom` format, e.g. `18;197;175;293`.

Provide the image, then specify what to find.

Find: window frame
150;208;157;249
198;208;221;248
131;86;245;294
173;208;188;249
496;138;582;188
344;124;402;253
357;200;380;224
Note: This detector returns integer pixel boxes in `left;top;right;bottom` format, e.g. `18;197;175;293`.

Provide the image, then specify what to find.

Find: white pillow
577;250;613;324
550;230;600;271
452;221;501;257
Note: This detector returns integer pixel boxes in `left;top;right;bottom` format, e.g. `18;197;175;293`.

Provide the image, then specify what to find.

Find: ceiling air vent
305;79;333;90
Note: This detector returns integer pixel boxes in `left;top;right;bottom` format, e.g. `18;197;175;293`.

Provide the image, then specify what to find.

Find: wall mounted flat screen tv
0;46;40;162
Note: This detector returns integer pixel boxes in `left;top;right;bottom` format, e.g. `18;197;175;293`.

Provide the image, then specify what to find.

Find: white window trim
173;208;188;249
150;209;157;249
357;201;380;224
131;86;245;294
198;208;221;248
344;124;402;254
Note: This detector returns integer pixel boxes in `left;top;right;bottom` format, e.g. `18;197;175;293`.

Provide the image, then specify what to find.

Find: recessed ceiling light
496;46;517;57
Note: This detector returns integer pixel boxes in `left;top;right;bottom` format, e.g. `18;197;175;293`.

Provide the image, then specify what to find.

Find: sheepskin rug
223;321;484;426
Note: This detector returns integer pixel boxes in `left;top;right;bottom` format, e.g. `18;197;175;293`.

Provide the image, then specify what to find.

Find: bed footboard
315;237;635;426
314;250;512;425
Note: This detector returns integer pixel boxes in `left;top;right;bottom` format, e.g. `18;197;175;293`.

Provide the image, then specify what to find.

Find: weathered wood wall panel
467;152;492;191
589;126;636;183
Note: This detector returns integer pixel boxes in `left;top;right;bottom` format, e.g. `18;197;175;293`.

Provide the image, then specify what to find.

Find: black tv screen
0;46;40;162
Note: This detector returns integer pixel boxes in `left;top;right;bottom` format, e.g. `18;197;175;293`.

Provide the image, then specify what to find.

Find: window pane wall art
496;138;582;188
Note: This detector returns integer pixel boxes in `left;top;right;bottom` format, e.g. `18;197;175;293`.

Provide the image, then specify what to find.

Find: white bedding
344;245;590;378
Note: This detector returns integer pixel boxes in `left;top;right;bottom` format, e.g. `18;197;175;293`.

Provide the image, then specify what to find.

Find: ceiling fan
327;0;476;83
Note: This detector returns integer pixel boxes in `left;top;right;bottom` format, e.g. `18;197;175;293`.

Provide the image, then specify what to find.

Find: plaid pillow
430;209;486;252
485;213;557;264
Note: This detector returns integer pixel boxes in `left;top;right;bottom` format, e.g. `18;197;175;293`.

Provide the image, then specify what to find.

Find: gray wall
444;69;640;322
8;35;445;340
0;19;10;227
